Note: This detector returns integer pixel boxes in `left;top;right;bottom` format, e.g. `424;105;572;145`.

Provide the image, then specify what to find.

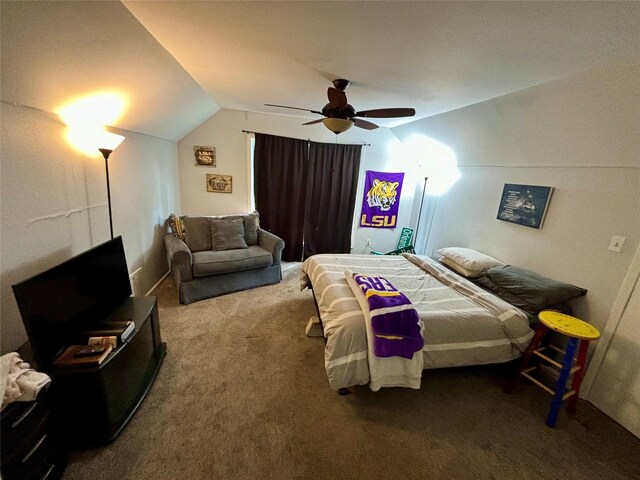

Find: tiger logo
366;179;399;212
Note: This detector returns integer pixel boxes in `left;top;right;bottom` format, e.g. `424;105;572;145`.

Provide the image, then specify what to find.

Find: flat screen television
12;236;132;369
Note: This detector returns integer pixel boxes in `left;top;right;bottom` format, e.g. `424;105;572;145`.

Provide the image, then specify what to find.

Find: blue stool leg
546;337;578;428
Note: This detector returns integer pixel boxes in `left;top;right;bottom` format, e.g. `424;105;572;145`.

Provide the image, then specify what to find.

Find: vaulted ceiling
2;1;638;139
122;0;640;128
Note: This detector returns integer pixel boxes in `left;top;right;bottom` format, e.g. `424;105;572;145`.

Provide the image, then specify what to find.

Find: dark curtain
254;133;309;261
303;142;362;259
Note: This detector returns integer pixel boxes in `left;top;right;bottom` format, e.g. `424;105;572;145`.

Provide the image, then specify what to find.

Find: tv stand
51;296;166;445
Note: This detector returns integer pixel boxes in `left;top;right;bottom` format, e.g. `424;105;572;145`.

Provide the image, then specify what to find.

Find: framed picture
497;183;554;229
206;174;232;193
194;146;216;166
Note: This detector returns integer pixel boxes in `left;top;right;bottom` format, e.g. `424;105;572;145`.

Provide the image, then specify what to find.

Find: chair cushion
192;246;273;276
183;217;213;252
211;217;248;251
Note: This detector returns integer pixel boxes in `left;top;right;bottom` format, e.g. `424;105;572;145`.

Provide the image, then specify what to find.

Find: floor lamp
97;132;125;239
413;177;428;250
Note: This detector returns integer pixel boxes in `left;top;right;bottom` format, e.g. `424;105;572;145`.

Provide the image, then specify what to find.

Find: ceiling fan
265;79;416;134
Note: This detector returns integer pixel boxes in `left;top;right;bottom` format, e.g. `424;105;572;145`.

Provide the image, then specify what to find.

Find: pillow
477;265;587;315
242;212;259;246
183;217;213;252
167;213;187;241
439;256;479;278
437;247;505;274
473;275;529;311
210;218;248;251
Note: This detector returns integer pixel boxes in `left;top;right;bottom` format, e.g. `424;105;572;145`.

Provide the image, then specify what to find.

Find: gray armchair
164;213;284;304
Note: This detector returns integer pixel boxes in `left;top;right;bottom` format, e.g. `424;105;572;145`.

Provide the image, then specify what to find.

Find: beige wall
177;110;421;255
392;60;640;333
0;103;180;353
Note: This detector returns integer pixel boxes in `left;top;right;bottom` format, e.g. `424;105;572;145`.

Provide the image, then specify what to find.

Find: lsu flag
360;171;404;228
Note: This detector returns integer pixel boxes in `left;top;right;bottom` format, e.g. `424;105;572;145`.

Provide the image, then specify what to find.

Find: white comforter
301;254;534;391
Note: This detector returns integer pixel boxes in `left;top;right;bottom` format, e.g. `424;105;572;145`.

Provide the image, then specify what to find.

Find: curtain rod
241;129;370;146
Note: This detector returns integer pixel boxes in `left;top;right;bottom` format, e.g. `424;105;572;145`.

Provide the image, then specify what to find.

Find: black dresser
1;344;66;480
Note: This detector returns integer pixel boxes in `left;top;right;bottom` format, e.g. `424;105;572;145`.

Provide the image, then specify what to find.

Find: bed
300;253;535;391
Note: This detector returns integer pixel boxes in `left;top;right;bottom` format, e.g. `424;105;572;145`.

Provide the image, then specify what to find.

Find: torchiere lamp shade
97;131;125;154
97;131;125;239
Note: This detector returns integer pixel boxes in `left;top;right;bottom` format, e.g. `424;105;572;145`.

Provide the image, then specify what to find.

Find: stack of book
78;319;136;345
53;319;136;369
54;344;113;368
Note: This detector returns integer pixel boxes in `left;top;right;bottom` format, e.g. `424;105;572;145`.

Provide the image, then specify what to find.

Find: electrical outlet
608;236;625;253
365;239;371;248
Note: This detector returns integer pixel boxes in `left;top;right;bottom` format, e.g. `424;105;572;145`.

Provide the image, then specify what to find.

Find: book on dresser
77;319;135;344
53;344;113;368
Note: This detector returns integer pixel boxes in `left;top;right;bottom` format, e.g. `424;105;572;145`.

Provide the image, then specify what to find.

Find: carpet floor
64;263;640;480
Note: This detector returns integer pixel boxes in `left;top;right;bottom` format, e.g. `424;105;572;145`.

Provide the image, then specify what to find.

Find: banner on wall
360;170;404;228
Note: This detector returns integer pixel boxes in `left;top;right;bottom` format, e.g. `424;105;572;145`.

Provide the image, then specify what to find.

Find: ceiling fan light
332;79;351;91
322;118;354;134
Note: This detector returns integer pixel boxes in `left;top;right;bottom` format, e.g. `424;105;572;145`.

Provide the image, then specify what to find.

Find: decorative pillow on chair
167;213;187;241
242;212;260;246
183;217;213;252
437;247;505;275
211;218;248;251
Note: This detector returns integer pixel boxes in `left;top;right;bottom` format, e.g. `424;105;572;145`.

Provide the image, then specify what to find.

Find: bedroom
1;1;638;479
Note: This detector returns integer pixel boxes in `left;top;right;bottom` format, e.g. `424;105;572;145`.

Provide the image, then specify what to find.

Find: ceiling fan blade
302;119;324;125
355;108;416;118
327;88;347;109
353;118;379;130
265;104;323;115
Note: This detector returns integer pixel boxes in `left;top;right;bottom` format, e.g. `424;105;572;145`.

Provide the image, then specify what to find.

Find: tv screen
12;236;132;369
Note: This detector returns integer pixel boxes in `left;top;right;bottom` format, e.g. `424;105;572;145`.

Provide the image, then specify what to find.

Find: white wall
177;110;419;254
0;103;180;353
585;246;640;437
392;59;640;333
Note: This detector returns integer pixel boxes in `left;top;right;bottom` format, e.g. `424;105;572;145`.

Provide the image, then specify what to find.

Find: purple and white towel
345;271;424;391
352;274;424;359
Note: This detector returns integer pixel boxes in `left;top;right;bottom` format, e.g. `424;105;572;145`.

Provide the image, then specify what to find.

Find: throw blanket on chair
345;272;424;391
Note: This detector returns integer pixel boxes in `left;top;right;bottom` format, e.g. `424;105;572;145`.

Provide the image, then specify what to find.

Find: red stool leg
504;325;548;394
567;339;589;415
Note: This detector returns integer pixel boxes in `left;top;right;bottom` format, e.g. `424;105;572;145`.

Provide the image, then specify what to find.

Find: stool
507;310;600;428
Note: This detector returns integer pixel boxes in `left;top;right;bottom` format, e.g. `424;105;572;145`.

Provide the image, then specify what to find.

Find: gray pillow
210;218;248;251
477;265;587;315
242;212;259;246
183;217;213;252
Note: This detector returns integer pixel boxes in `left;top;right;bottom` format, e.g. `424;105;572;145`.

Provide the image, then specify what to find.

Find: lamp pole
99;148;114;239
413;177;429;251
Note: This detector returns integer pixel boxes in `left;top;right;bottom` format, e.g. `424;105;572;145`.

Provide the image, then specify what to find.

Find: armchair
164;213;284;304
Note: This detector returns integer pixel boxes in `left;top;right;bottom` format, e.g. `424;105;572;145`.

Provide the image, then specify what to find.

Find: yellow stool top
538;311;600;341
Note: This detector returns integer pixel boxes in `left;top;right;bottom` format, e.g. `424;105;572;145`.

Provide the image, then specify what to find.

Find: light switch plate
608;236;625;253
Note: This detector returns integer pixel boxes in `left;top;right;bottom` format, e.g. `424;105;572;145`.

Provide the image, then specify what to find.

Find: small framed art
206;174;232;193
497;183;553;229
194;146;216;166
